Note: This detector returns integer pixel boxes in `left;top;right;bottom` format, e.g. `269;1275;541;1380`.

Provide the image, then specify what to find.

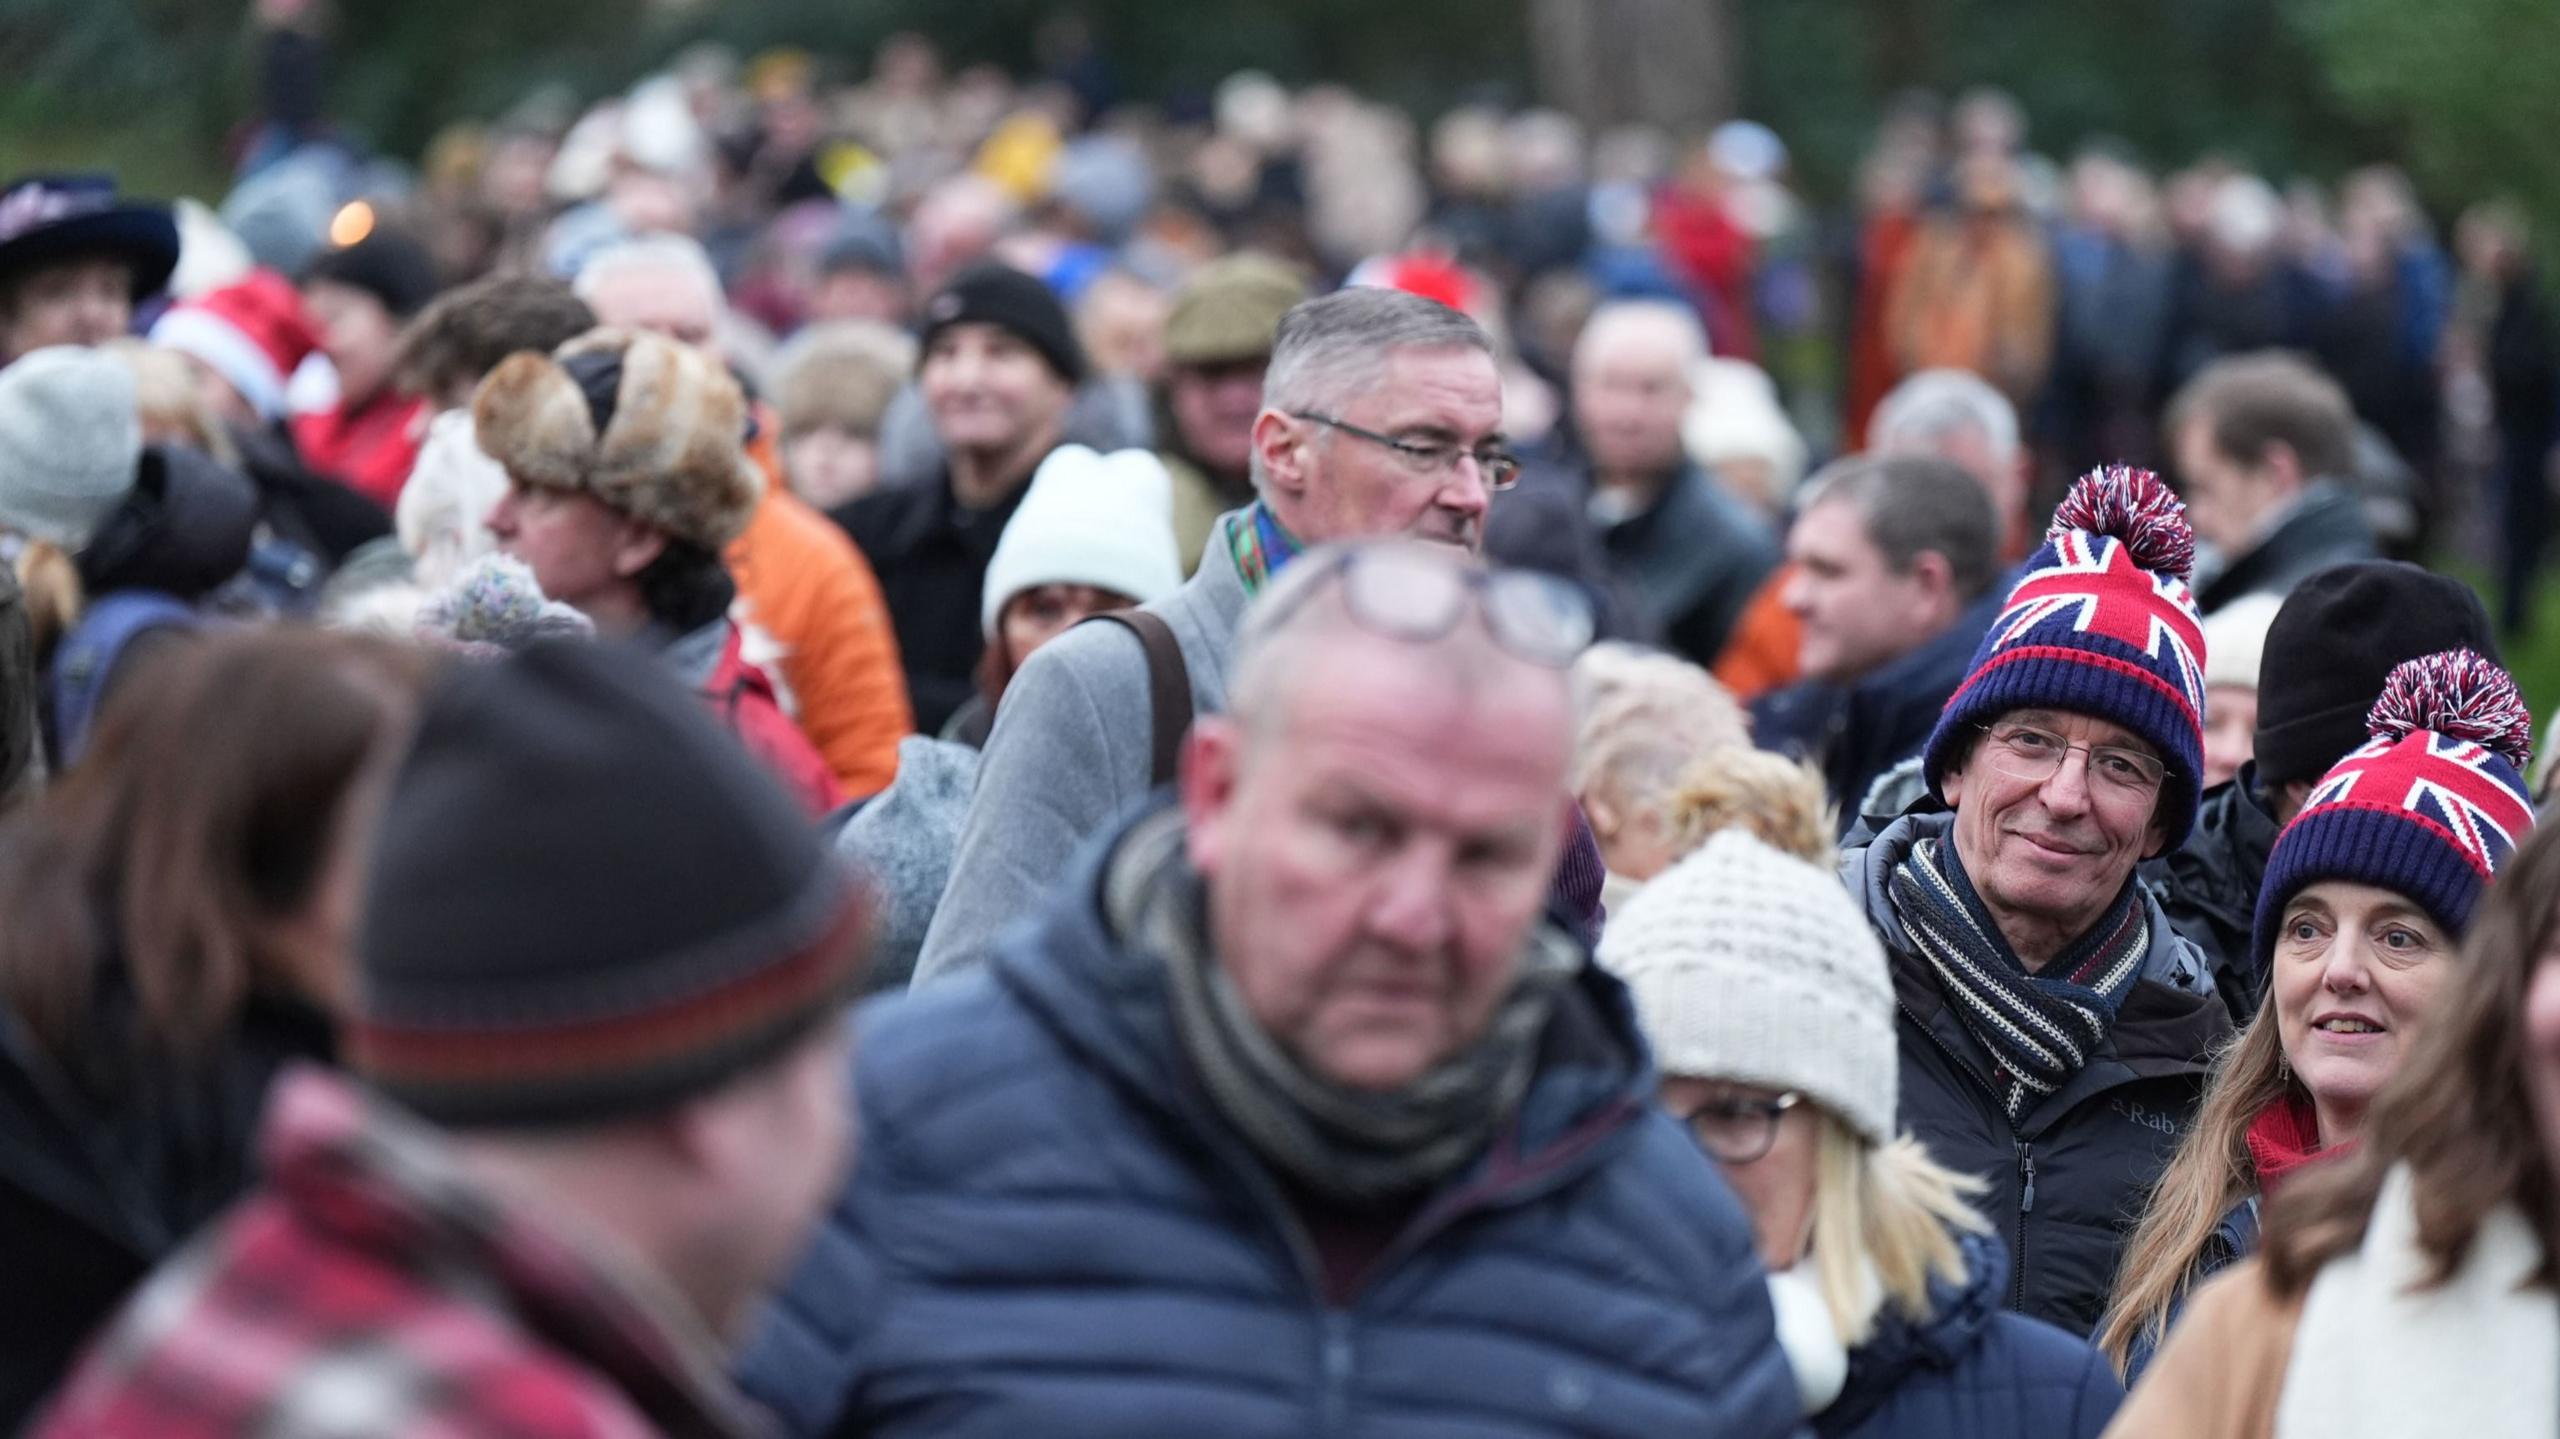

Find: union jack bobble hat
2254;650;2536;968
1924;465;2209;852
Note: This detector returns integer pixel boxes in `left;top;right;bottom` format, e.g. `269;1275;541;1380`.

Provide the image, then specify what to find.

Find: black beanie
2252;561;2502;786
351;641;868;1128
917;261;1086;383
302;226;442;319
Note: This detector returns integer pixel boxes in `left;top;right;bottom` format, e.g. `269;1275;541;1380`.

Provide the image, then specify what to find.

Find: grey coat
910;522;1249;983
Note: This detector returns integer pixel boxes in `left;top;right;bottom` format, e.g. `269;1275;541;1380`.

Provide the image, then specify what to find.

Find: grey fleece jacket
911;521;1251;983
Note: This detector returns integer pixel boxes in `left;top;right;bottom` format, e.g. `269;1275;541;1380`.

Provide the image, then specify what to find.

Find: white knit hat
1597;827;1898;1143
2202;591;2283;691
0;346;141;547
980;444;1183;638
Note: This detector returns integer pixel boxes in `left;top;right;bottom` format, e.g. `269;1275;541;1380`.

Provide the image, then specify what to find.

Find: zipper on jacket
2012;1140;2036;1309
1319;1311;1355;1433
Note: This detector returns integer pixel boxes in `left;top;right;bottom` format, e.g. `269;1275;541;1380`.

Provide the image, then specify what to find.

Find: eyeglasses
1290;412;1522;492
1684;1090;1803;1165
1263;543;1596;669
1975;721;2171;797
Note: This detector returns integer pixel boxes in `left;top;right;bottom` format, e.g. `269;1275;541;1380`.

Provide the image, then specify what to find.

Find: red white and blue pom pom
2368;648;2534;766
2048;464;2197;581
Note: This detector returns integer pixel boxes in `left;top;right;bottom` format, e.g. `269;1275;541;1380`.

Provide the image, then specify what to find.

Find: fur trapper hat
470;327;763;552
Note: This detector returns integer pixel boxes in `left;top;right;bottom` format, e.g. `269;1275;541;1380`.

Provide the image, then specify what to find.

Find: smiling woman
2098;647;2538;1379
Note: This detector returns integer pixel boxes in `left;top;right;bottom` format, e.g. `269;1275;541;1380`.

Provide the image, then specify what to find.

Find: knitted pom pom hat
1924;465;2209;852
2254;649;2536;966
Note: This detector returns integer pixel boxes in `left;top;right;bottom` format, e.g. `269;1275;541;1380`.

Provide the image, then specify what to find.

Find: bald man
1573;301;1779;667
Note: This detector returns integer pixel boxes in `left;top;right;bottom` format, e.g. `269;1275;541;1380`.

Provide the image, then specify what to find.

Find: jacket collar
1823;1228;2009;1429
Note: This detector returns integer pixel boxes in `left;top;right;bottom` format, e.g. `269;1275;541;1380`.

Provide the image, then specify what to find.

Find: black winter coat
2145;766;2282;1024
834;471;1030;734
0;973;333;1430
1847;813;2232;1339
2192;481;2377;616
1817;1229;2122;1439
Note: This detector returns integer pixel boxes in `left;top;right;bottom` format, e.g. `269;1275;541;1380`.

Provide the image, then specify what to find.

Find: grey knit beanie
0;346;140;547
1597;827;1897;1143
835;736;978;991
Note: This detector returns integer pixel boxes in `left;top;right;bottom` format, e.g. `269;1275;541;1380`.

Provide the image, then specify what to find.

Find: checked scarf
1889;836;2150;1121
1226;501;1305;598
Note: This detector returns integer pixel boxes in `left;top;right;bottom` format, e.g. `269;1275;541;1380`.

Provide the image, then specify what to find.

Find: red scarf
2247;1092;2346;1199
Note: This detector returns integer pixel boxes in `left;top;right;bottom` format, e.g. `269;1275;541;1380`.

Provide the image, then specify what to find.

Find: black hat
350;641;869;1128
2253;561;2502;786
0;173;179;299
917;261;1085;383
301;225;442;319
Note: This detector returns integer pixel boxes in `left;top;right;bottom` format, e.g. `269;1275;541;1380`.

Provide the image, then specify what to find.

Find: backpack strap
1085;611;1192;788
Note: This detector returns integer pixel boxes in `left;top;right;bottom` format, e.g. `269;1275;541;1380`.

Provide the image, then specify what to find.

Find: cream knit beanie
1598;826;1897;1143
980;444;1183;638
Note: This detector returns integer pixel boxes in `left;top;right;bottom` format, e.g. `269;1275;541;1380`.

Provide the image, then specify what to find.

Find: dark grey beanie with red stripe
351;640;868;1128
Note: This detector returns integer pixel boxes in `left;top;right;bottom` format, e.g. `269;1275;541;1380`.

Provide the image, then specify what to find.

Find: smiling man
739;540;1800;1439
914;285;1535;982
1842;466;2234;1339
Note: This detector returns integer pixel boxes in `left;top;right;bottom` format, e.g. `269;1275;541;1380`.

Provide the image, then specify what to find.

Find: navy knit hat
1924;466;2209;852
352;641;870;1128
2254;649;2536;967
918;261;1086;383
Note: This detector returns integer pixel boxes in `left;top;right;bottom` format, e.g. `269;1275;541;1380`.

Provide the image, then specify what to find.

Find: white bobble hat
981;444;1184;638
1598;826;1898;1144
0;346;142;548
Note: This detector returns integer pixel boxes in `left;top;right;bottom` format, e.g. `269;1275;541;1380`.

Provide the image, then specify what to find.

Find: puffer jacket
737;805;1803;1439
2144;766;2281;1024
1817;1229;2122;1439
1845;812;2232;1339
2121;1197;2258;1384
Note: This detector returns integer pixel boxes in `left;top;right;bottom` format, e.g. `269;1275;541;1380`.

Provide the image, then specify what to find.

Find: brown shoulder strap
1086;611;1192;787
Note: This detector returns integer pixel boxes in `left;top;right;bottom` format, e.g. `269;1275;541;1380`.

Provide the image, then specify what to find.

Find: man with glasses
915;286;1540;983
1841;467;2234;1340
740;539;1802;1439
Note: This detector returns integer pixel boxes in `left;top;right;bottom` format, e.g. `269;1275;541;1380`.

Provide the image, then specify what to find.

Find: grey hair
1869;368;2020;469
1251;288;1494;492
572;233;725;314
1797;454;2001;602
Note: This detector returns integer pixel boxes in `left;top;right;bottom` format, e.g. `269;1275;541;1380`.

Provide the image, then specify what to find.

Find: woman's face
1001;584;1137;670
2272;879;2456;1142
2524;930;2560;1172
1660;1075;1820;1271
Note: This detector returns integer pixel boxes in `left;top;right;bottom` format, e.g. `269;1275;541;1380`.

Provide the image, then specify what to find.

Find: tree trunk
1528;0;1737;134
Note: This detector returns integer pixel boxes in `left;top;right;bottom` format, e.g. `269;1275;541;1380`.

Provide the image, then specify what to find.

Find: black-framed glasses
1975;721;2172;798
1291;411;1522;492
1262;542;1595;669
1684;1090;1803;1165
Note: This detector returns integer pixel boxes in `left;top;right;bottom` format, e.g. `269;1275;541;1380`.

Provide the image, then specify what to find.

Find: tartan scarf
1889;836;2151;1121
1226;501;1305;598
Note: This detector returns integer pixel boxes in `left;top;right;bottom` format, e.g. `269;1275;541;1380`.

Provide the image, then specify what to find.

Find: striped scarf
1226;501;1305;598
1889;836;2150;1121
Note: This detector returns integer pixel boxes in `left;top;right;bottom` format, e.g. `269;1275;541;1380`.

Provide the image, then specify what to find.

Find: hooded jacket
1845;811;2232;1338
738;803;1803;1439
1815;1229;2122;1439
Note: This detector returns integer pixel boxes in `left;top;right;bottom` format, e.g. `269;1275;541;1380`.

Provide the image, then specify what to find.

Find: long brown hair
0;627;433;1080
2097;984;2298;1369
2261;820;2560;1296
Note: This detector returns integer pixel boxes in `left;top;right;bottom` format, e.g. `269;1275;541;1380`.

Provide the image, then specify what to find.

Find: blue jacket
2120;1196;2260;1384
1818;1230;2122;1439
738;812;1803;1438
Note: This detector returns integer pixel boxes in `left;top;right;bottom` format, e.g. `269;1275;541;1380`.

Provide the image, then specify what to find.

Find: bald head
1573;300;1706;479
575;235;727;360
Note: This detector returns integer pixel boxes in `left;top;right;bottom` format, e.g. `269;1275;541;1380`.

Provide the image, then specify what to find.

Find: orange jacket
1711;566;1803;703
727;418;913;798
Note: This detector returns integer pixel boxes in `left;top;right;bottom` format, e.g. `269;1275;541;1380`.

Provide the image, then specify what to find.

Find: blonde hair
1570;642;1748;818
103;339;238;470
15;540;84;661
1808;1111;1988;1345
2095;986;2294;1372
1662;747;1833;866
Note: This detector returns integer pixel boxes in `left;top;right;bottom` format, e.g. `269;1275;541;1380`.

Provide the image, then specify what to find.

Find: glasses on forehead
1290;412;1523;492
1264;543;1596;668
1975;721;2171;797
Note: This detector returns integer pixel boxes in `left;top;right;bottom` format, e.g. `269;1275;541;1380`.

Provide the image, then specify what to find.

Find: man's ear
2259;440;2306;497
1250;408;1305;504
1181;715;1244;879
1910;550;1957;616
611;519;672;581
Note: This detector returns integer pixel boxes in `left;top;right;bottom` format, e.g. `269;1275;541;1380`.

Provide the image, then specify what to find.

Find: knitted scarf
1889;836;2150;1121
1107;807;1580;1203
1226;501;1305;599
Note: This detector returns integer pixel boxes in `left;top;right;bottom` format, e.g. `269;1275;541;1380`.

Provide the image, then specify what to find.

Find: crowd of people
3;9;2560;1437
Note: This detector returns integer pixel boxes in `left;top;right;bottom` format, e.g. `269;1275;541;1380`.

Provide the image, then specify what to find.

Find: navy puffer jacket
737;808;1803;1438
1817;1229;2122;1438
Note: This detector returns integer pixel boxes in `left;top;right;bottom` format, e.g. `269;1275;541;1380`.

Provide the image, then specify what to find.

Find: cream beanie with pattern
1598;827;1897;1143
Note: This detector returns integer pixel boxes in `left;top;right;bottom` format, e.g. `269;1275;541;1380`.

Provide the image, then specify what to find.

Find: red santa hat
148;268;319;422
